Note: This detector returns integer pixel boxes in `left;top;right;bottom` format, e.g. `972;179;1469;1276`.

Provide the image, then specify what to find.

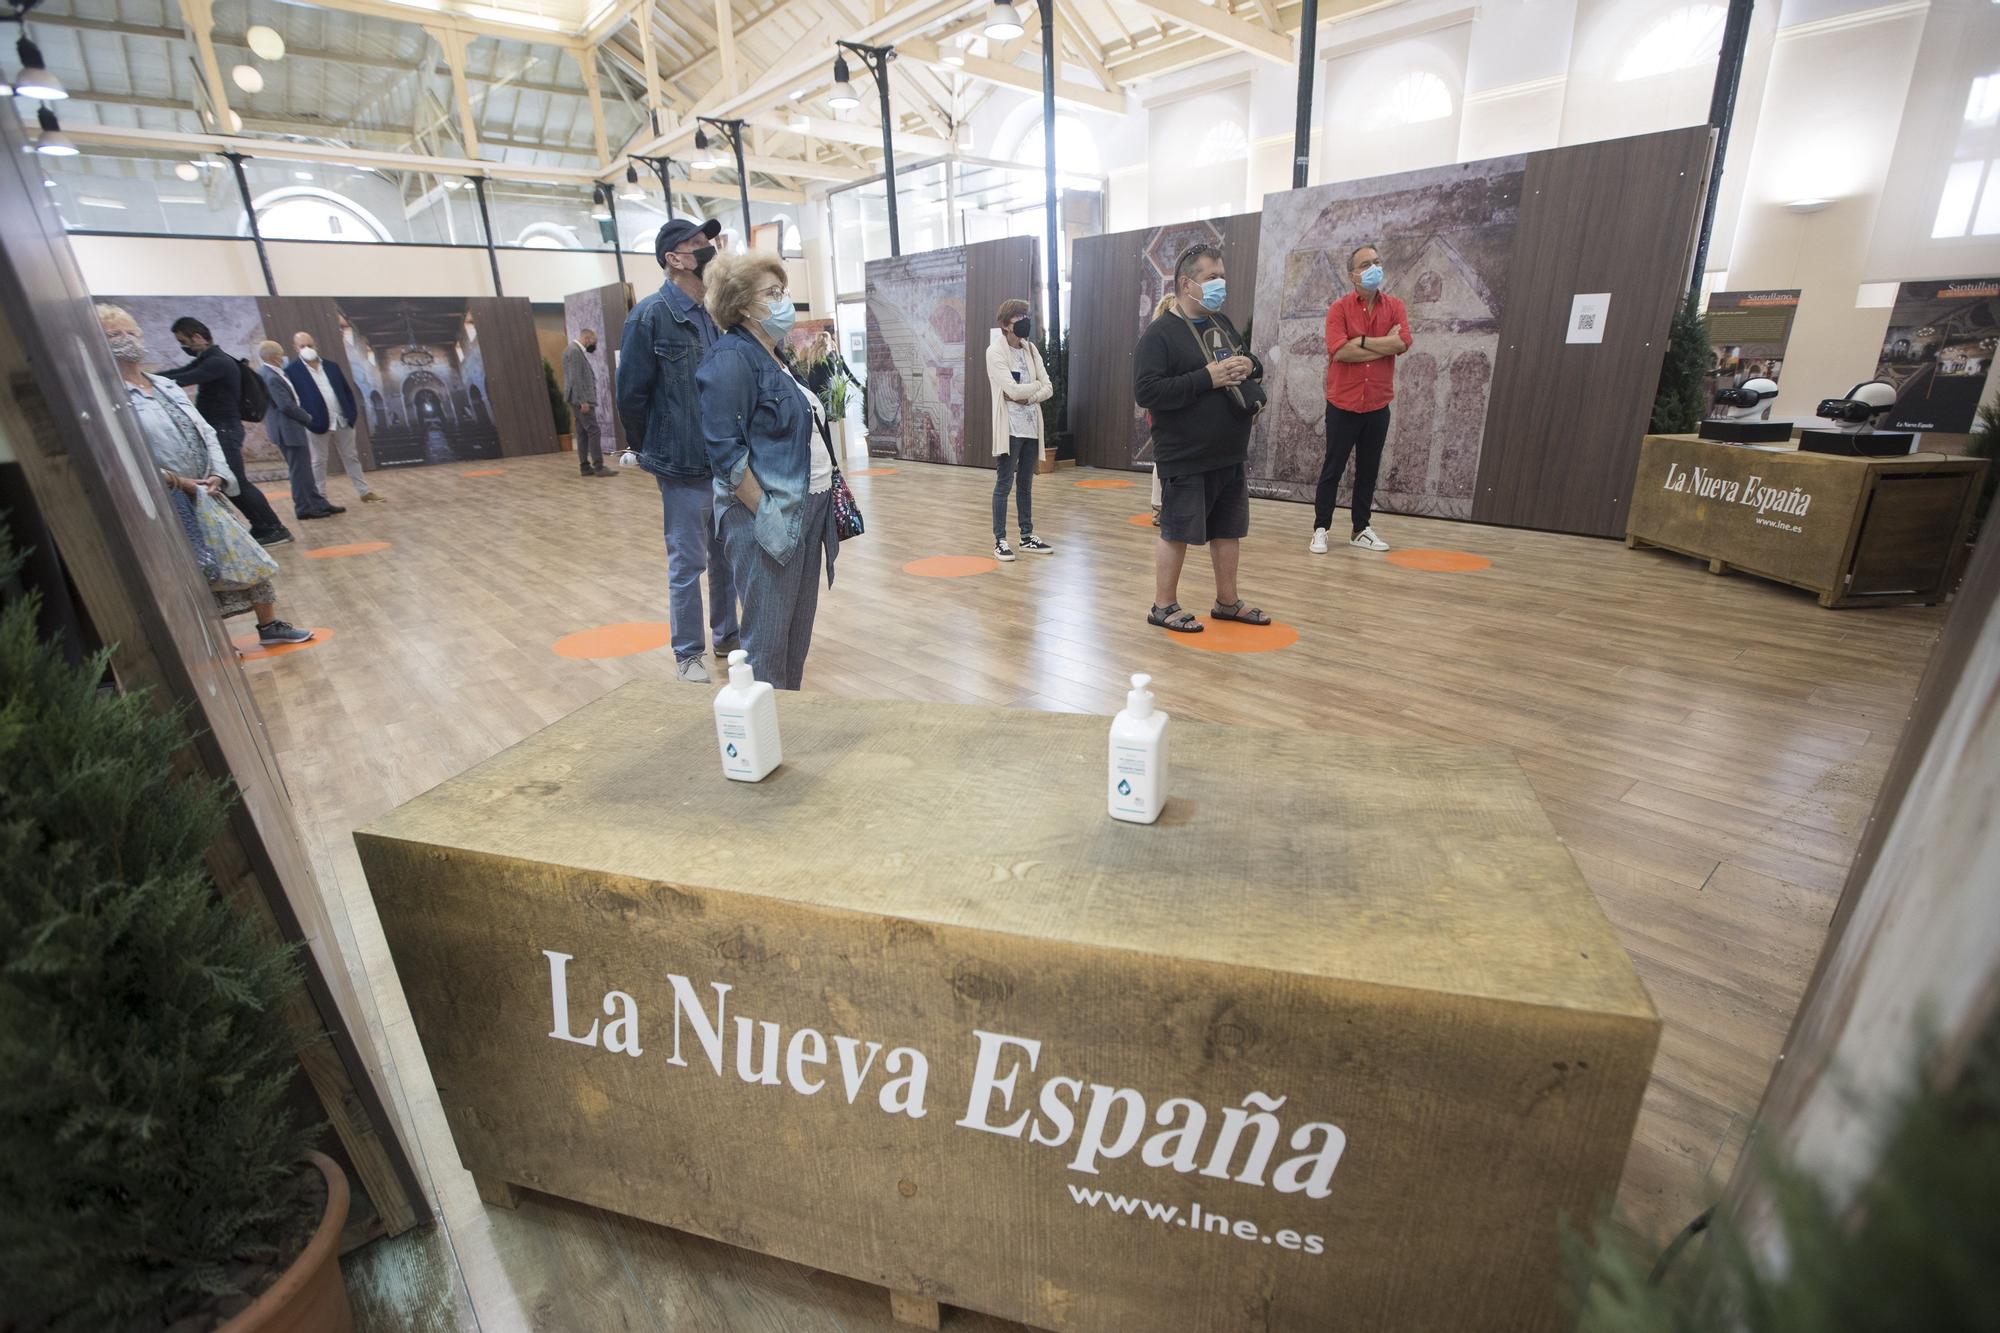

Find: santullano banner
543;951;1345;1247
1704;288;1800;406
1873;278;2000;434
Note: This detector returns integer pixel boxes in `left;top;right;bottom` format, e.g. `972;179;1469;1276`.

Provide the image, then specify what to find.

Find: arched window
1616;5;1725;83
515;222;583;249
1364;72;1454;130
1009;113;1103;184
252;187;392;242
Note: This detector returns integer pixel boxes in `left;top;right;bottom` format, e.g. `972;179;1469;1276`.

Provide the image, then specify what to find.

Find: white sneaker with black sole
1017;534;1054;554
994;538;1016;563
1308;528;1329;554
1350;526;1390;551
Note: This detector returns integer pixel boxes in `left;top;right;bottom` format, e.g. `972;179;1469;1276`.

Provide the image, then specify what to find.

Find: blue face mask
1358;263;1385;292
758;294;797;343
1198;277;1227;312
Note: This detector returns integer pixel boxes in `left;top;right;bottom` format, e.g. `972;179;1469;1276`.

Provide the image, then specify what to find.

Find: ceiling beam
713;0;740;93
174;0;234;133
662;0;814;83
577;49;611;164
899;36;1127;113
1118;0;1292;64
59;123;809;200
742;110;953;156
1052;5;1120;92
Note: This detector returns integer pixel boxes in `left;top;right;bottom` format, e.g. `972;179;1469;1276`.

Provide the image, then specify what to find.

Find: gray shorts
1158;463;1249;546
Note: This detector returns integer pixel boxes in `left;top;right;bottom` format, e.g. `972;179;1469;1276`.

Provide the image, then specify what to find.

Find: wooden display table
357;686;1658;1332
1626;434;1987;607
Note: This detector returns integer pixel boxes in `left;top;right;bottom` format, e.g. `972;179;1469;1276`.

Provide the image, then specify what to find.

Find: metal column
1039;0;1060;352
470;176;504;296
1291;0;1318;189
1688;0;1755;300
223;151;277;296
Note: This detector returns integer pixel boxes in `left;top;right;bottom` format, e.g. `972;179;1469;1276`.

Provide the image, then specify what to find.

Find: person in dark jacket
255;340;338;520
166;317;292;546
285;331;380;505
1132;243;1274;633
618;217;739;684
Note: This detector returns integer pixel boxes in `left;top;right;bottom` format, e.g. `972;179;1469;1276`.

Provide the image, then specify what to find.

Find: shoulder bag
1179;309;1266;418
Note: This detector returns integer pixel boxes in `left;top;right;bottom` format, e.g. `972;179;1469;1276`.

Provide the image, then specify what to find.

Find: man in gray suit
564;328;614;478
256;340;338;520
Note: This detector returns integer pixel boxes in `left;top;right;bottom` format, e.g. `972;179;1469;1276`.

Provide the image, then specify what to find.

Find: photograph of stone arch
1248;156;1524;520
334;298;505;467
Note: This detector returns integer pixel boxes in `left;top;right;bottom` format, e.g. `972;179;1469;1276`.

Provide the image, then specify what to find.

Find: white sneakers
675;656;711;684
1309;526;1390;552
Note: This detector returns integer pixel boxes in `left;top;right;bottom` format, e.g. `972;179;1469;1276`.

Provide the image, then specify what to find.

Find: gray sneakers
675;656;712;684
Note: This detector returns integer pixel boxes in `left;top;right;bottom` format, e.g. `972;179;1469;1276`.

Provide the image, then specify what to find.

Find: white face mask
299;346;319;362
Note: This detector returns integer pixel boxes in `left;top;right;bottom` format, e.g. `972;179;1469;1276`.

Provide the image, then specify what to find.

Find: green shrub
544;358;571;436
0;529;319;1329
1650;296;1711;434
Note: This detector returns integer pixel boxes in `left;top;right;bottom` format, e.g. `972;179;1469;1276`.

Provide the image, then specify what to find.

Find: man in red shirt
1314;243;1411;553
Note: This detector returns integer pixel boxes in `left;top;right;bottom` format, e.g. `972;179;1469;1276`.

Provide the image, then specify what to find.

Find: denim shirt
617;278;719;479
698;329;834;581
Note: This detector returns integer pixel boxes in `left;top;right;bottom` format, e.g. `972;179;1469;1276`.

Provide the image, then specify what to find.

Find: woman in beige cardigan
985;299;1055;561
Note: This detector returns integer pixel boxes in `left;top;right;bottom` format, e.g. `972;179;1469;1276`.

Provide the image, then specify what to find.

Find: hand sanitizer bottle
1109;673;1168;824
713;649;780;782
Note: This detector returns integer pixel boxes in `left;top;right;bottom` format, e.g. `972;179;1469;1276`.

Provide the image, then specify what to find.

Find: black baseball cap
655;217;722;266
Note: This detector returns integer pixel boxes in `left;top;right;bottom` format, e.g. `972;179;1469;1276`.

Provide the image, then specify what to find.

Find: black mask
1011;317;1031;339
691;244;717;276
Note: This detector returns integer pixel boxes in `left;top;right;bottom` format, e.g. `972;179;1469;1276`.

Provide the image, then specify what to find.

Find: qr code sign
1577;312;1596;331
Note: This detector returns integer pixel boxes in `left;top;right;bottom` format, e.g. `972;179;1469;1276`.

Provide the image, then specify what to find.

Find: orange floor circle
903;555;999;578
850;467;898;477
304;541;393;560
1127;512;1160;527
1076;478;1136;489
1163;616;1300;654
232;626;334;661
552;621;675;659
462;468;507;477
1385;549;1493;573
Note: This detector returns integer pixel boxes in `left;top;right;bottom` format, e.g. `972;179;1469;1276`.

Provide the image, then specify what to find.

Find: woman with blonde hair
696;252;839;690
95;304;314;648
984;298;1054;561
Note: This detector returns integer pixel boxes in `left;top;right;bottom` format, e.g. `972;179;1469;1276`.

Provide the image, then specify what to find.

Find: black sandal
1211;599;1271;626
1148;603;1204;633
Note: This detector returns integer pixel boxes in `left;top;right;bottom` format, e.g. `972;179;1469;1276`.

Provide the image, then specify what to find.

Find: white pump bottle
713;649;781;782
1108;672;1168;824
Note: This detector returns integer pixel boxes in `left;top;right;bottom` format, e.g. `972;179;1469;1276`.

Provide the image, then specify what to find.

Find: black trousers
215;423;289;539
1315;405;1390;534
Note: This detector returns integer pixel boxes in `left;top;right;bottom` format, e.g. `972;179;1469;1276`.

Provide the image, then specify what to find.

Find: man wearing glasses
618;218;740;684
1313;243;1408;554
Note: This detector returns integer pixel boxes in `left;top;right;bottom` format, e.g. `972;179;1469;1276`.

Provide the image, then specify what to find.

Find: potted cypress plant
1650;296;1712;435
0;531;352;1331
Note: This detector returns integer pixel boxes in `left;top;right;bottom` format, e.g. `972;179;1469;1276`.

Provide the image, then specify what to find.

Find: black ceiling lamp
828;52;858;110
14;33;68;101
625;163;638;185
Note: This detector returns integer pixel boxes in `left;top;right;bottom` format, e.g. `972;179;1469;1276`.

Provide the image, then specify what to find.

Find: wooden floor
240;452;1943;1330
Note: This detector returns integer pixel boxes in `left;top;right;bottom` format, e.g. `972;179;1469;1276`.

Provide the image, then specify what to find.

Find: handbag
191;489;281;588
815;413;865;542
1181;310;1267;418
168;485;221;584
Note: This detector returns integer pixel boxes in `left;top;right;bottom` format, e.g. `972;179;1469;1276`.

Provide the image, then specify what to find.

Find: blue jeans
657;473;740;662
719;489;834;691
279;441;330;516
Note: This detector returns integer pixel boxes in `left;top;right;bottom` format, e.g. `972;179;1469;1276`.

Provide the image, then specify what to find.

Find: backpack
236;358;270;423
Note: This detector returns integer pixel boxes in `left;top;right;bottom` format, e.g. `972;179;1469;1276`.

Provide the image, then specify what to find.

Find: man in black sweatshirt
1132;243;1273;633
166;316;292;546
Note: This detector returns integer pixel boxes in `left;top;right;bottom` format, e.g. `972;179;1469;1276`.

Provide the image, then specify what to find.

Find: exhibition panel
1061;127;1713;539
864;237;1037;467
1463;127;1713;538
358;686;1657;1333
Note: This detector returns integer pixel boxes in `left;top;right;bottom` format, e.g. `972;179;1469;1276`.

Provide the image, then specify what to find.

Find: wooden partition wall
0;114;425;1236
863;236;1036;469
1065;127;1710;538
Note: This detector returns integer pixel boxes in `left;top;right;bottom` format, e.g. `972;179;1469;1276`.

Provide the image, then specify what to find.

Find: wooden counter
1625;434;1987;607
356;686;1658;1332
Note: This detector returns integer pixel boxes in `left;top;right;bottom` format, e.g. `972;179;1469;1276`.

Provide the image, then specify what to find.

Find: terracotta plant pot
218;1152;354;1333
559;433;575;453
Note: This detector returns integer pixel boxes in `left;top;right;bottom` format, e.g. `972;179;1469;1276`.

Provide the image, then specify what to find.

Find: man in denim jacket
618;218;740;683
